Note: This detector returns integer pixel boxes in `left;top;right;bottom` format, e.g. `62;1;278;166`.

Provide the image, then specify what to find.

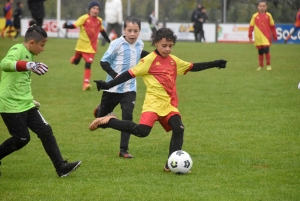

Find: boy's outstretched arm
100;61;118;78
62;22;76;29
190;59;227;72
94;71;132;91
100;30;111;43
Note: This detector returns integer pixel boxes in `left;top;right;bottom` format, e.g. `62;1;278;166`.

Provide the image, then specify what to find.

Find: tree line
1;0;299;23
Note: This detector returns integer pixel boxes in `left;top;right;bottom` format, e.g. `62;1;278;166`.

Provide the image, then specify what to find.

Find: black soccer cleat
56;160;81;177
119;150;133;159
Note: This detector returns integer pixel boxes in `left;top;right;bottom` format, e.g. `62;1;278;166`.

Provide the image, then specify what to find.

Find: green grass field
0;37;299;201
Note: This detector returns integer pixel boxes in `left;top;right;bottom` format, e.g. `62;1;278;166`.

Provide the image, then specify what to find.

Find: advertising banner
217;23;250;43
275;24;300;44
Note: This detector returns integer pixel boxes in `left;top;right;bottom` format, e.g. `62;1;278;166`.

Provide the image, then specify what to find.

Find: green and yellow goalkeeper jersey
0;43;35;113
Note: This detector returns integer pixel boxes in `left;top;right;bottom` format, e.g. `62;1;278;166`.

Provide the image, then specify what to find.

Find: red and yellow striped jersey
73;14;105;53
249;12;276;46
129;51;192;116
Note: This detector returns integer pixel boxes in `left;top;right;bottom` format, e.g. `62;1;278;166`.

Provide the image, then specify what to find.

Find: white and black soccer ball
168;150;193;174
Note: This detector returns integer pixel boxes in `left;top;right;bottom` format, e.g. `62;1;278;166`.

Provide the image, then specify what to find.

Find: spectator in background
190;3;202;42
198;7;208;43
148;10;157;33
1;0;14;38
102;0;123;46
27;0;45;27
13;1;23;40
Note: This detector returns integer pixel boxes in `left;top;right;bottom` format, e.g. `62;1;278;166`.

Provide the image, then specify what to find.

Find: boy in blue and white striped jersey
93;16;149;158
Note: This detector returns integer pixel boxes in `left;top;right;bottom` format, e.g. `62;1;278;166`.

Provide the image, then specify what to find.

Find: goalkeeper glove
26;62;48;75
94;80;111;91
16;61;48;75
214;59;227;69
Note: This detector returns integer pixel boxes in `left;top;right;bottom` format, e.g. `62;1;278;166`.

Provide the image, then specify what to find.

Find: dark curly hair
25;20;48;42
150;28;177;46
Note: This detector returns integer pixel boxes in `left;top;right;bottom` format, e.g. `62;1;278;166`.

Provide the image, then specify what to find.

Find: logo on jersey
156;61;161;66
170;60;175;65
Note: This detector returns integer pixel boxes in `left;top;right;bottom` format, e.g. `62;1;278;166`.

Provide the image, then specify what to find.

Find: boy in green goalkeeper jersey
0;19;81;177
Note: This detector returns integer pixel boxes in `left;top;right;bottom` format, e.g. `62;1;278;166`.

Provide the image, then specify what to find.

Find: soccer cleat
89;114;117;131
83;83;91;91
119;150;133;158
163;165;171;172
267;66;272;71
56;160;81;177
256;67;262;71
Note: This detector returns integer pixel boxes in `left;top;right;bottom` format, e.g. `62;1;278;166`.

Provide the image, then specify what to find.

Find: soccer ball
168;150;193;174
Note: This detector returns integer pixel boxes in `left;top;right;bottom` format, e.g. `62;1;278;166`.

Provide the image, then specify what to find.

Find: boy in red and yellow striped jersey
284;8;300;44
89;28;227;172
248;1;277;71
63;1;110;90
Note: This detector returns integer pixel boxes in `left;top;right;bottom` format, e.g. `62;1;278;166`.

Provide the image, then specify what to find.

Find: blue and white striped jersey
101;36;144;93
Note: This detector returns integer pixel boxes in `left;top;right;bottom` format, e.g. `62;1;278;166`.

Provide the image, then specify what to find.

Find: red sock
84;69;91;83
258;54;264;67
265;52;270;65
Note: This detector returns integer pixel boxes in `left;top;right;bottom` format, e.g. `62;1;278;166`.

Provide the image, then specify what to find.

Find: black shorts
1;107;52;140
98;91;136;120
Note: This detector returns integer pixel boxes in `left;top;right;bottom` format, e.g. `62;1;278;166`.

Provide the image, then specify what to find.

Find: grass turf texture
0;37;299;200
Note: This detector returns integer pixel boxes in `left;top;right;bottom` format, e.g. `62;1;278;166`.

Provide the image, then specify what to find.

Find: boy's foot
89;114;116;131
56;160;82;177
163;165;171;172
256;67;263;71
266;66;272;71
119;150;133;158
83;83;91;91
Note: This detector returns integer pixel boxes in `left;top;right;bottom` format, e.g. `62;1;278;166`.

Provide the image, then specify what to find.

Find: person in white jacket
102;0;123;45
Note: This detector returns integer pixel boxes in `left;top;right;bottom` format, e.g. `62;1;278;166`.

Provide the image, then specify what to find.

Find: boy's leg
285;26;300;43
164;115;184;171
264;47;271;70
118;92;136;158
82;53;95;90
27;107;81;177
257;47;264;70
96;91;121;118
27;108;64;168
0;112;31;160
70;51;82;65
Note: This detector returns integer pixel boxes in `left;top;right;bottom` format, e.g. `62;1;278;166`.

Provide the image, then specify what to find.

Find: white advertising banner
217;23;251;42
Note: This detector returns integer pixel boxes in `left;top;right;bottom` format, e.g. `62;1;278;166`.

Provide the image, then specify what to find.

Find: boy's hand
214;60;227;69
94;80;110;91
26;62;48;75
